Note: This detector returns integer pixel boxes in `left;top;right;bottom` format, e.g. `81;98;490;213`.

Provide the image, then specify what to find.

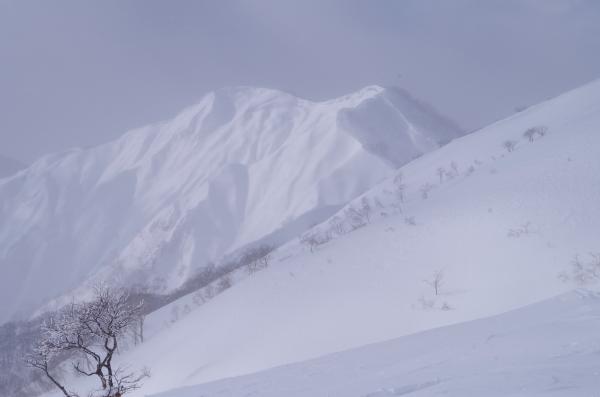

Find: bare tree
393;172;406;203
25;285;149;397
131;314;145;346
423;269;444;296
360;197;372;224
502;140;517;152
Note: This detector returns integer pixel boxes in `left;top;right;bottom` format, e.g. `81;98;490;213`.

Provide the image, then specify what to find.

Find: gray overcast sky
1;0;600;163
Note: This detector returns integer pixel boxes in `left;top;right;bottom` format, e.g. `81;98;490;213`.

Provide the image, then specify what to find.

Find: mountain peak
0;85;462;323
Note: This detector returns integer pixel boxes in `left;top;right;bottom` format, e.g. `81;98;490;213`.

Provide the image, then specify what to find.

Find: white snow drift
154;290;600;397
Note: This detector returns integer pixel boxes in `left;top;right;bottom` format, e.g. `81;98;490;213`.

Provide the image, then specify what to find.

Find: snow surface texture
111;79;600;396
153;290;600;397
0;86;461;323
0;154;24;179
41;79;600;397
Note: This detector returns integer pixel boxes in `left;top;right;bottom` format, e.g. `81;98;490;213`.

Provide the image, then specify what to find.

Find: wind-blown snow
65;78;600;397
0;86;461;323
153;290;600;397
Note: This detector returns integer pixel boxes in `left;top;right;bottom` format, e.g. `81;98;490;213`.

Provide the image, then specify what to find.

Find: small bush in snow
217;275;232;292
450;161;459;176
328;215;346;236
559;253;600;285
502;140;517;152
419;183;433;200
300;231;331;253
523;125;548;142
417;295;436;310
243;244;274;274
507;222;534;238
344;206;368;230
404;216;416;226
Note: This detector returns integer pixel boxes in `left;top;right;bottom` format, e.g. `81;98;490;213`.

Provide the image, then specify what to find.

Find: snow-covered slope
0;86;461;323
77;79;600;397
154;290;600;397
0;154;24;179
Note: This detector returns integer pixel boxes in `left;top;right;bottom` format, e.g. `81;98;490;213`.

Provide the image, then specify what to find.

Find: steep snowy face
0;154;24;179
100;79;600;397
0;86;461;323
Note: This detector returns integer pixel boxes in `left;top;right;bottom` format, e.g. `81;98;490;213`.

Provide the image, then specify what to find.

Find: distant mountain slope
0;154;24;179
0;86;462;324
92;79;600;397
154;290;600;397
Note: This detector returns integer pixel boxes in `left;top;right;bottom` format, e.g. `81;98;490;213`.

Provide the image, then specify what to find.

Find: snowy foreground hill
0;86;461;323
155;290;600;397
41;79;600;397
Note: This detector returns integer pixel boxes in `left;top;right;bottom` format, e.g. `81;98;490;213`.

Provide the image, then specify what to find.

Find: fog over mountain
1;3;599;397
1;0;599;162
0;154;24;179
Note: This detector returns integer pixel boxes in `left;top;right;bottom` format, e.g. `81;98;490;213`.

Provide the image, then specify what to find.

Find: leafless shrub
420;183;434;200
217;275;232;292
328;215;346;235
523;125;548;142
360;197;372;224
300;231;331;253
450;161;459;176
404;216;416;226
559;253;600;285
393;172;406;203
203;284;216;300
423;269;444;296
507;222;534;238
170;305;180;323
192;290;206;306
344;206;367;230
436;167;445;183
502;140;517;152
417;295;435;310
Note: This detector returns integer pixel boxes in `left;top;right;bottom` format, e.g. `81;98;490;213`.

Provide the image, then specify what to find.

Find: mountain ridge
0;85;462;324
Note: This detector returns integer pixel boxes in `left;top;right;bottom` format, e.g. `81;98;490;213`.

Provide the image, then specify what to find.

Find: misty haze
1;1;600;396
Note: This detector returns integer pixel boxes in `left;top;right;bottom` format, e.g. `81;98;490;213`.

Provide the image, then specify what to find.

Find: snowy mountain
154;290;600;397
0;154;24;179
0;85;462;324
56;78;599;397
